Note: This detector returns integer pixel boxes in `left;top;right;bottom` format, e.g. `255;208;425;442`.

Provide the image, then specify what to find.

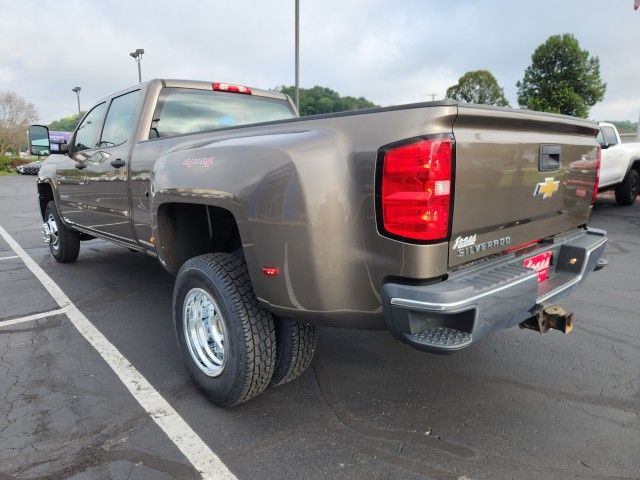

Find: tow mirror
28;125;51;156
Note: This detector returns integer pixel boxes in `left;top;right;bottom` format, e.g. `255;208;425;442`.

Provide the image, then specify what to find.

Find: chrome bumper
382;228;607;353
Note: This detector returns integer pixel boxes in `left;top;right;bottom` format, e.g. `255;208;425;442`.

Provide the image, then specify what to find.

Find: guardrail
620;133;638;143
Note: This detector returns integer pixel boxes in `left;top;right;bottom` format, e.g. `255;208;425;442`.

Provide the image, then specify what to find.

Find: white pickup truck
597;122;640;205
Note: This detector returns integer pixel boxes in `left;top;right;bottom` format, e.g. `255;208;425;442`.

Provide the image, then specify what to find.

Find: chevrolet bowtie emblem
533;177;560;199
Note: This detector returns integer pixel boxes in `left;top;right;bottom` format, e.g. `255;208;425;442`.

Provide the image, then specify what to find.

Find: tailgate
449;105;599;268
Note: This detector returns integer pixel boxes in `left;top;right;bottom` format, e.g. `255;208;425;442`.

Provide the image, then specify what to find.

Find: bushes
0;155;29;175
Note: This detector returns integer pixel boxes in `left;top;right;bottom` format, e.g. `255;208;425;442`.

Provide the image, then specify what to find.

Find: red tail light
380;137;453;241
591;145;601;205
212;82;252;95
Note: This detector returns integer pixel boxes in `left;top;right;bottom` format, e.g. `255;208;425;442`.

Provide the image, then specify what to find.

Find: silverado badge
533;177;559;199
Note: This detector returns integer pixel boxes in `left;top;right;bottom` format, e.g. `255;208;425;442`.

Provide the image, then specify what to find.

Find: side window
74;103;106;151
603;127;618;146
100;90;141;147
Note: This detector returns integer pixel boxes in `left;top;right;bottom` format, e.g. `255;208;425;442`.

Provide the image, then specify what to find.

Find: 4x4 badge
533;177;559;199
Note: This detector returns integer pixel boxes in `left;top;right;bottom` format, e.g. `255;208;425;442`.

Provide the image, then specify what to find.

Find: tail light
212;82;252;95
380;137;453;241
591;145;601;205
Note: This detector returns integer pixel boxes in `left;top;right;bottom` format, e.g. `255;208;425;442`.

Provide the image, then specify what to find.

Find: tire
44;201;80;263
270;318;317;387
615;169;639;206
173;253;276;407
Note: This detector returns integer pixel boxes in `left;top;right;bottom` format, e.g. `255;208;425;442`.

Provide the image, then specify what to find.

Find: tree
0;91;39;154
277;85;378;116
517;34;606;118
48;112;85;132
446;70;509;106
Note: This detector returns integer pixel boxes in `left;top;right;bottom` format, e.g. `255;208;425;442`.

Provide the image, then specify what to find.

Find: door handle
110;158;126;169
75;162;87;170
539;145;561;171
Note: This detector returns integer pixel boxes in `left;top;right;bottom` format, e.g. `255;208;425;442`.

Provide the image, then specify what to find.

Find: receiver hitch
520;304;574;335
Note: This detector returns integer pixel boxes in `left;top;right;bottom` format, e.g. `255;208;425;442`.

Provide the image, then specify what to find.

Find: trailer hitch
520;304;574;334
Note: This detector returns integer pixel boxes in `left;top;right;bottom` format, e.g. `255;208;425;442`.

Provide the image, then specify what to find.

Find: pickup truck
596;122;640;205
28;79;607;407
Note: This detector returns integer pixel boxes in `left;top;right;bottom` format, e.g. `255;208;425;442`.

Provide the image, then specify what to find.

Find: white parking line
0;307;69;328
0;224;236;480
0;255;19;261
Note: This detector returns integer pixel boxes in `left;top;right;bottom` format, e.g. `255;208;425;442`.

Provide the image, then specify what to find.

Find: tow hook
41;223;51;243
520;305;574;335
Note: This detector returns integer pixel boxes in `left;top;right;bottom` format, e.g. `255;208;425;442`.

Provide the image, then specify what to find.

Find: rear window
150;88;295;139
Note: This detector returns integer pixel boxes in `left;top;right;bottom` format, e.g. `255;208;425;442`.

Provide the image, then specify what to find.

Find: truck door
58;102;106;226
599;126;624;186
82;89;141;241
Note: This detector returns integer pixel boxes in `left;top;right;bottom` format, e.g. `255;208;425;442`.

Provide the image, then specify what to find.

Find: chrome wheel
46;213;59;251
183;288;227;377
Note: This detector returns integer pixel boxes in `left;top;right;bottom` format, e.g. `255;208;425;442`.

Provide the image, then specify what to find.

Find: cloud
1;0;638;122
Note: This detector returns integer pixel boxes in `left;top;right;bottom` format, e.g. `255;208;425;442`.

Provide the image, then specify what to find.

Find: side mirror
600;142;611;150
28;125;51;156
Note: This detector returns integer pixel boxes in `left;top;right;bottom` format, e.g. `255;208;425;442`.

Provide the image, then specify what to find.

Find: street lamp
71;87;81;116
129;48;145;83
294;0;299;110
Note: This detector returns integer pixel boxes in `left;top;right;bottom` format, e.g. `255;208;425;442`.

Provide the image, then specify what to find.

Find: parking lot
0;174;638;480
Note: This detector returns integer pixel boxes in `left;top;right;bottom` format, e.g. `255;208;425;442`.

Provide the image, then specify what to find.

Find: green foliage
446;70;509;106
48;112;85;132
517;34;606;118
0;155;28;175
277;86;378;116
607;120;638;134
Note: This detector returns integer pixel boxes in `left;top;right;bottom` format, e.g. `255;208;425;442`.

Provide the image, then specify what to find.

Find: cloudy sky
1;0;638;123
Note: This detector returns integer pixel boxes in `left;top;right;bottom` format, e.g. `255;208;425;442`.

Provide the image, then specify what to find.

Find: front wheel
44;201;80;263
173;253;276;407
615;169;639;206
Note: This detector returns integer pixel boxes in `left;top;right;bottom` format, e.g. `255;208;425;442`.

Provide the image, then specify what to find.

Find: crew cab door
58;102;106;226
82;89;141;241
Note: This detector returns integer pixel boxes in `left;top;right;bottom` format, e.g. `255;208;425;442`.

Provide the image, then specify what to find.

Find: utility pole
294;0;300;110
428;92;437;101
637;113;640;141
72;87;81;115
129;48;145;83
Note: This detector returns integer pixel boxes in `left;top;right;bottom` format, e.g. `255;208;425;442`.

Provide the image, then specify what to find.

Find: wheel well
157;203;242;274
631;159;640;174
37;183;54;220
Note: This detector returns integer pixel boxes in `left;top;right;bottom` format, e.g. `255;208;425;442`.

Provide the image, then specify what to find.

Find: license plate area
523;250;553;283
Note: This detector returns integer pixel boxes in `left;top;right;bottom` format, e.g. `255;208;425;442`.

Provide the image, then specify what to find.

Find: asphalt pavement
0;175;638;480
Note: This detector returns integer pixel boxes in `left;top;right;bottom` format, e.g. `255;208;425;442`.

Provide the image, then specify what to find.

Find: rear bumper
382;228;607;353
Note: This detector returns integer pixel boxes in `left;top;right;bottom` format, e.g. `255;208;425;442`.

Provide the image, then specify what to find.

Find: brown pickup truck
29;79;607;406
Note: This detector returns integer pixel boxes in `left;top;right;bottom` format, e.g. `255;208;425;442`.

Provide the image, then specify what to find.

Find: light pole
129;48;144;83
71;87;81;116
294;0;299;110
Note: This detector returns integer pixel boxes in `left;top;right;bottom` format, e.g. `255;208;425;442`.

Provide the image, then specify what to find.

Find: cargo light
380;137;452;241
591;145;601;205
212;82;252;95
